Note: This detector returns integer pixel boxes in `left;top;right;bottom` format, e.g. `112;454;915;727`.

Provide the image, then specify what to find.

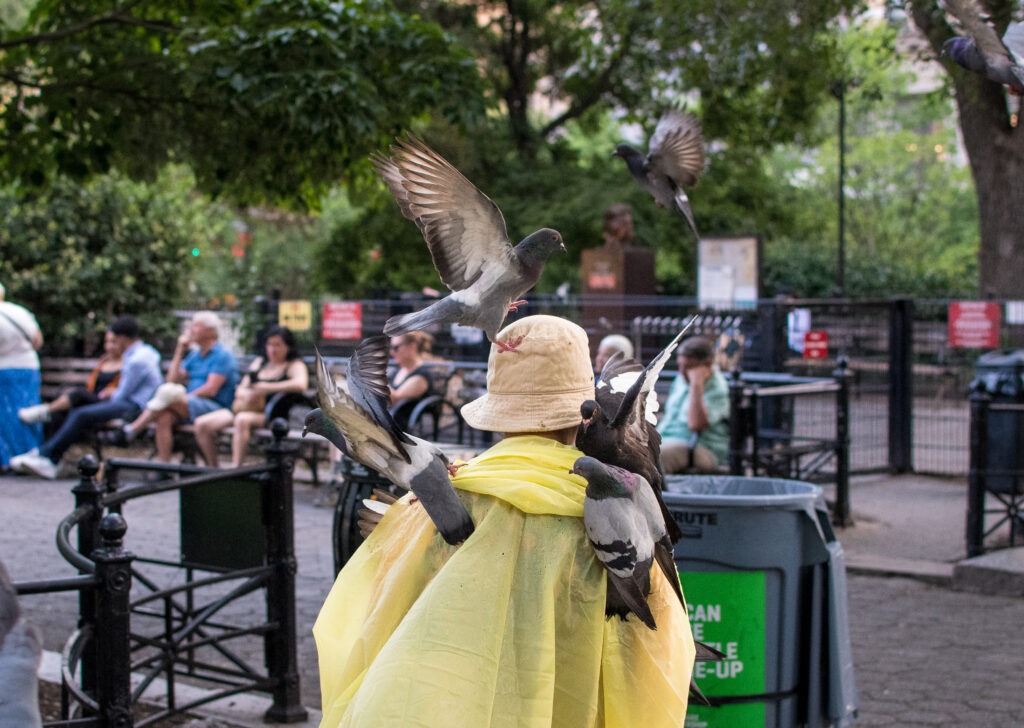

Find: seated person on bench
387;331;435;430
658;335;730;474
121;312;237;463
12;316;162;479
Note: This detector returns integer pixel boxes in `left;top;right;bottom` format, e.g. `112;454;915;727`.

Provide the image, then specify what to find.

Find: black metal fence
13;422;306;728
176;293;1024;477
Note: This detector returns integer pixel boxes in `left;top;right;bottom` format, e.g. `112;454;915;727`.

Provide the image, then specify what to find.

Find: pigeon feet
446;462;466;477
492;335;525;354
507;299;528;313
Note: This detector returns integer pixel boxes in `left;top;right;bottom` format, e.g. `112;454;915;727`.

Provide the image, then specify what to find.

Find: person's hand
177;330;193;349
686;363;713;386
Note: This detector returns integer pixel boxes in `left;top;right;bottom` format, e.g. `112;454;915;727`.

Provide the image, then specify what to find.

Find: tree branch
0;1;178;51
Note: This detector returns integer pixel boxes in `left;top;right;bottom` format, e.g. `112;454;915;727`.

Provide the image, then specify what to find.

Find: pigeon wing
944;0;1017;65
314;351;410;470
374;134;518;292
609;320;694;429
647;110;705;190
347;336;414;454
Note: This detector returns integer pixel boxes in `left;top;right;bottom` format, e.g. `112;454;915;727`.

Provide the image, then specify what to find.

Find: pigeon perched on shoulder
571;456;720;706
302;338;474;545
576;320;694;544
613;109;705;239
941;0;1024;93
373;134;566;353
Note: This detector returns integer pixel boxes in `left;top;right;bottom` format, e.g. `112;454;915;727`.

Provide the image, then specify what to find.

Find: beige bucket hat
461;315;594;433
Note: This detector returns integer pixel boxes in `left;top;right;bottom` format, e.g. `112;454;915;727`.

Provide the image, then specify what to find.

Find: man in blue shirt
657;336;730;474
12;316;162;479
121;312;237;463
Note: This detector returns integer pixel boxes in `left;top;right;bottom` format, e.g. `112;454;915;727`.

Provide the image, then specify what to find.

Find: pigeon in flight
373;134;566;353
576;320;695;544
302;338;474;545
941;0;1024;93
613;110;705;239
571;456;720;706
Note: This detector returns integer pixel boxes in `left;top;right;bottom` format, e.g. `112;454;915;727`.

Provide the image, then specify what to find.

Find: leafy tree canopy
1;0;483;207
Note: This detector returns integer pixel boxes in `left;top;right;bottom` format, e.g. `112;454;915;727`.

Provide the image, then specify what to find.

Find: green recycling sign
681;570;767;728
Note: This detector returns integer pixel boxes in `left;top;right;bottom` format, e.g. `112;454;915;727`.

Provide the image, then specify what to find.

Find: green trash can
664;476;857;728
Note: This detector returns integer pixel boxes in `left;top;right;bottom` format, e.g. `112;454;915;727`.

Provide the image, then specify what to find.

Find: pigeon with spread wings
613;110;705;239
941;0;1024;93
576;321;694;544
374;134;565;353
302;338;474;545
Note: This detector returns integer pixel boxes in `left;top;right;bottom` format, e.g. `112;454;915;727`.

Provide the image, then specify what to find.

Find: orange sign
803;330;828;359
322;302;362;340
949;302;1000;348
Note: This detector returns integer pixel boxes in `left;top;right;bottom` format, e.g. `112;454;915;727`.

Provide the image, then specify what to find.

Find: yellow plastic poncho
314;436;695;728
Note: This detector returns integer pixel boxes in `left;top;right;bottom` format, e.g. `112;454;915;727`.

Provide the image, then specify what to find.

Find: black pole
72;455;103;699
728;370;746;475
92;513;135;728
967;388;990;557
831;80;848;298
888;298;914;473
833;358;853;527
262;419;308;723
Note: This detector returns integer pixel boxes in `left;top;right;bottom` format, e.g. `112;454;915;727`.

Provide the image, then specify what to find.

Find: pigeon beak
559;241;567;253
301;426;309;438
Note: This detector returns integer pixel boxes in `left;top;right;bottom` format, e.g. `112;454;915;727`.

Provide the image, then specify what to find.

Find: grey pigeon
0;560;43;728
941;0;1024;93
576;320;695;544
570;456;720;706
613;110;705;238
302;338;474;545
373;134;566;353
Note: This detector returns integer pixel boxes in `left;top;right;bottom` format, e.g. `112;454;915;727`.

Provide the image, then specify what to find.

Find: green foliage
1;0;483;206
0;168;220;352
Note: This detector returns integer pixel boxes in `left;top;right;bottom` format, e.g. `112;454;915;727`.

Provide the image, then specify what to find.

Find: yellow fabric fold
314;436;695;728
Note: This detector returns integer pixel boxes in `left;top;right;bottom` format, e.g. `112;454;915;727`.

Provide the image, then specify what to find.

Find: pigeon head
579;399;602;432
612;143;638;160
516;227;566;264
303;408;348;455
570;456;631;497
942;37;973;65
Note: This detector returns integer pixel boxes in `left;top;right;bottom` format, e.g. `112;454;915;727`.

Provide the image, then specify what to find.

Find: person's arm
389;373;428;405
166;332;192;384
686;365;713;433
190;372;227;400
30;328;42;350
112;355;144;402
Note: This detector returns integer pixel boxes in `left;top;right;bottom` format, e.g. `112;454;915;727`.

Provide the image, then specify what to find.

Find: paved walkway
4;465;1024;727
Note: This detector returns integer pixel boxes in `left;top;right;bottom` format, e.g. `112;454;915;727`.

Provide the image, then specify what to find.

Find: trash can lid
663;475;822;509
975;349;1024;370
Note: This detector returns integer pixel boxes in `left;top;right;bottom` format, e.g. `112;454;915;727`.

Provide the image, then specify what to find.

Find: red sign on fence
803;330;828;359
948;301;1000;348
322;302;362;340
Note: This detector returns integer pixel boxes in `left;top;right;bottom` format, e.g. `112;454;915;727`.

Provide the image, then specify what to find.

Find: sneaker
18;454;58;480
8;449;39;473
18;404;51;424
115;424;136;446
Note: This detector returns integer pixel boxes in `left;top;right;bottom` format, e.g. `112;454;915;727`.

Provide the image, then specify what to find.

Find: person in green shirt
657;336;730;473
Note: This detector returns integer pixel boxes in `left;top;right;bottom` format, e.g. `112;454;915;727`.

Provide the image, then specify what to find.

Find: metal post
888;298;914;473
261;419;308;723
831;80;847;298
92;513;135;728
72;455;103;697
728;370;746;475
967;388;990;557
833;359;853;527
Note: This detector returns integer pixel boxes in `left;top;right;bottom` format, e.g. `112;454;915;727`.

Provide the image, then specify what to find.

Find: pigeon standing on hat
373;135;566;353
302;337;474;546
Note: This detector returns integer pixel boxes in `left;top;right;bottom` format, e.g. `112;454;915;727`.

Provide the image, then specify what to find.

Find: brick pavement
4;467;1024;726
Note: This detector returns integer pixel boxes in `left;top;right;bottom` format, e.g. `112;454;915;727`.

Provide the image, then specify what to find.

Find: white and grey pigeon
576;320;694;544
571;456;720;706
613;109;705;239
0;560;43;728
941;0;1024;93
373;134;566;353
302;338;474;545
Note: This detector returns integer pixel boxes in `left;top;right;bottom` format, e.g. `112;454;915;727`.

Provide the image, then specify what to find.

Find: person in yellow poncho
314;315;696;728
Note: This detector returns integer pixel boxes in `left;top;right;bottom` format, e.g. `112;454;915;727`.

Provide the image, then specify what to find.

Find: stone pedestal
580;246;656;347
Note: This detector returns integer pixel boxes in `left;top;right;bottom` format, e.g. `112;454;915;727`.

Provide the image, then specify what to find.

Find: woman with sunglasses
388;331;434;430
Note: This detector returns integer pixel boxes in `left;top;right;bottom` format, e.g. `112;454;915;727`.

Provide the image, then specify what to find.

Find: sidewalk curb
845;554;954;587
